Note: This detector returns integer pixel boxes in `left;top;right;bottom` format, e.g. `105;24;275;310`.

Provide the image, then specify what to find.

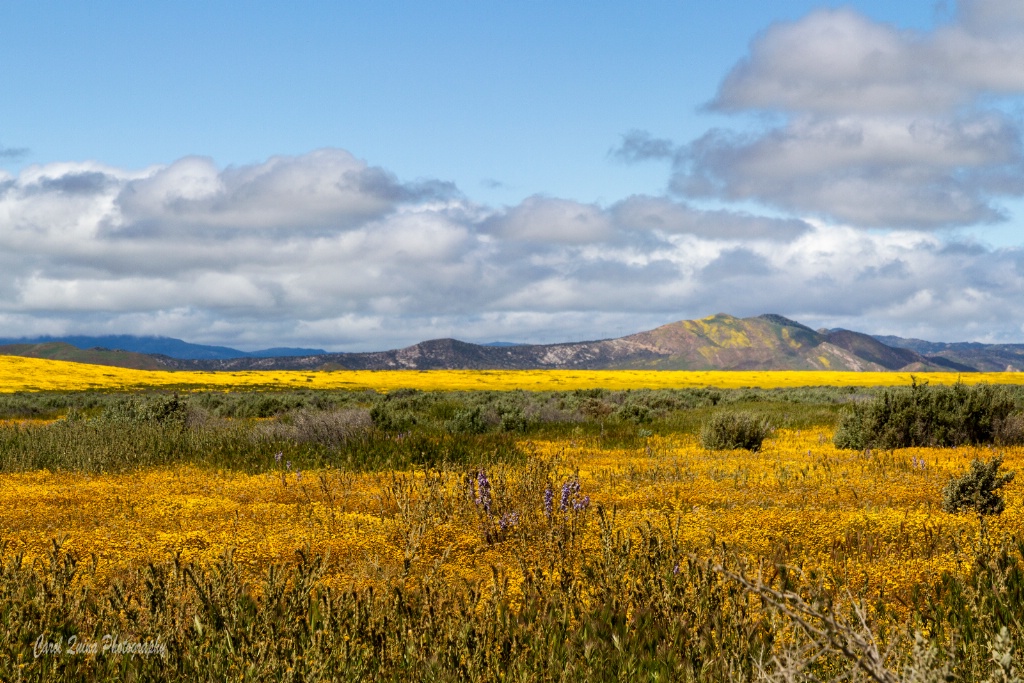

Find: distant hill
872;335;1024;372
0;342;166;370
0;335;325;360
2;315;1019;373
135;313;988;372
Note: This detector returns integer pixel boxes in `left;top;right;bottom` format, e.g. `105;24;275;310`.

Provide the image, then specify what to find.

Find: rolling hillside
146;314;976;372
0;314;1014;372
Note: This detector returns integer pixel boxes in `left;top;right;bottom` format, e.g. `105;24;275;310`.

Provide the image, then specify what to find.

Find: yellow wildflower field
0;353;1021;392
1;428;1019;618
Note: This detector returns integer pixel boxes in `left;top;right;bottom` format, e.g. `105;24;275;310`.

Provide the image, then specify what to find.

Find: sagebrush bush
941;455;1016;516
699;411;772;451
833;380;1016;450
256;408;372;449
996;413;1024;446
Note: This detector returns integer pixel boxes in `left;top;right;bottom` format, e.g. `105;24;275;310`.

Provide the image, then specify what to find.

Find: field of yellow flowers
2;427;1016;614
0;352;1021;392
2;361;1023;680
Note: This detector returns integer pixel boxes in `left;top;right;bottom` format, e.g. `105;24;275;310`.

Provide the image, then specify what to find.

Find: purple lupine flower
560;478;580;512
673;562;680;575
296;470;302;483
498;511;519;532
274;452;283;464
543;485;554;518
573;495;590;512
476;469;492;514
286;461;292;471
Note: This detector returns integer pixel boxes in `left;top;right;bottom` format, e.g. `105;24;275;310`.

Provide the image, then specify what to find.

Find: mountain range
0;335;324;360
2;313;1021;373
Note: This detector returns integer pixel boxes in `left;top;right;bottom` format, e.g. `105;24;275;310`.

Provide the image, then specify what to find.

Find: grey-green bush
834;381;1015;450
941;456;1016;516
699;412;772;452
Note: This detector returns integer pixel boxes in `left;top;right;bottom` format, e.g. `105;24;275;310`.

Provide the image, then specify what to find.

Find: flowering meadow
1;353;1021;393
2;431;1018;607
0;374;1023;680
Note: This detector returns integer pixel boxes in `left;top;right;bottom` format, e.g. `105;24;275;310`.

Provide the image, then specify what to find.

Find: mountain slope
142;314;959;372
2;314;1013;373
0;342;166;370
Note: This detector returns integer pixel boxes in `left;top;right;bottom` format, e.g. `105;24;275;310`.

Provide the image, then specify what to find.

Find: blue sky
1;1;1023;350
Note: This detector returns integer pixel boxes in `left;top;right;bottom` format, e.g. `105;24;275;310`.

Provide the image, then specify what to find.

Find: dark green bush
941;456;1016;516
699;412;772;451
369;399;418;433
616;402;652;425
834;381;1016;450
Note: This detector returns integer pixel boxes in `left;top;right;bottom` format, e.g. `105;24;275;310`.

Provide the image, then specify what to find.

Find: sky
1;0;1023;351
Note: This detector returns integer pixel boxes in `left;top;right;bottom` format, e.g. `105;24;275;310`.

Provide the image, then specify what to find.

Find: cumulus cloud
1;148;1022;348
482;196;616;244
710;4;1024;115
636;0;1024;230
113;149;458;236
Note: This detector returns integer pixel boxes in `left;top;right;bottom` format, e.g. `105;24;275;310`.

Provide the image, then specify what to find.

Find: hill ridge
2;315;1021;373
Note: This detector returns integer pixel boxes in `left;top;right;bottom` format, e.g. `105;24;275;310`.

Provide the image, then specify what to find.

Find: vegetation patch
834;380;1023;450
699;411;773;451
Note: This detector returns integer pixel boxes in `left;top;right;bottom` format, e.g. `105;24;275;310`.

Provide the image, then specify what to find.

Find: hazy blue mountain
873;335;1024;372
0;335;325;360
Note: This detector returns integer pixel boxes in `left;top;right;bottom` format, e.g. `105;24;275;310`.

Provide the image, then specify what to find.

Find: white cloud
712;3;1024;115
483;196;615;244
658;0;1024;230
0;149;1022;348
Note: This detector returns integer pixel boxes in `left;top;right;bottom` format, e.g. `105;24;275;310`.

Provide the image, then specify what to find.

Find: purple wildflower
498;511;519;532
476;469;492;514
673;562;680;575
560;478;580;512
543;485;554;518
274;452;283;464
573;495;590;512
296;470;302;483
286;461;292;471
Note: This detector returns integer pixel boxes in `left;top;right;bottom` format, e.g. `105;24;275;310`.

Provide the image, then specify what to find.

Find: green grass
0;387;864;474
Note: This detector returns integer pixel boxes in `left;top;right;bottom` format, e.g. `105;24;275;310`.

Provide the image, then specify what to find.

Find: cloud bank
4;1;1024;349
1;147;1022;349
619;0;1024;230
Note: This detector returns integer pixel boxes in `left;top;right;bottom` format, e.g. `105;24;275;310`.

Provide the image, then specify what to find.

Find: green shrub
834;381;1015;450
445;406;488;435
616;402;652;425
699;412;772;451
941;456;1016;516
369;400;418;433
